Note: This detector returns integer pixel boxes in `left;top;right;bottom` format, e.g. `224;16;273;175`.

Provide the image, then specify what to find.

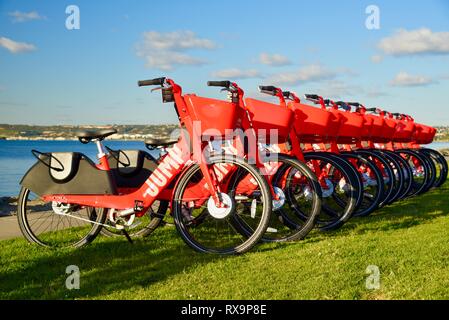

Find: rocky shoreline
0;197;17;217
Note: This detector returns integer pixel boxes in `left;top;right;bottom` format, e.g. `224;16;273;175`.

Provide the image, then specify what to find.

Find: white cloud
390;72;434;87
307;80;362;99
135;30;216;70
371;55;383;63
211;68;262;79
304;81;388;100
8;10;46;23
140;31;216;51
378;28;449;56
259;53;291;66
0;37;36;53
269;64;336;85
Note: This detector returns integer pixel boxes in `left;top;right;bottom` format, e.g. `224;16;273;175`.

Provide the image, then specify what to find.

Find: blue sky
0;0;449;125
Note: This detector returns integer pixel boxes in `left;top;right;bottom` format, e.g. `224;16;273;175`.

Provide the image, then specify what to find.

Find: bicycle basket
335;110;364;144
244;98;294;143
184;94;240;137
289;102;333;143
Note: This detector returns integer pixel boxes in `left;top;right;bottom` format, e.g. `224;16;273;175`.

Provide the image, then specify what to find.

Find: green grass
1;181;449;300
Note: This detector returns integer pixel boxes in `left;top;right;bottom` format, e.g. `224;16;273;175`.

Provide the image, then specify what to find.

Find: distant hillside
0;124;448;141
435;126;449;141
0;124;178;141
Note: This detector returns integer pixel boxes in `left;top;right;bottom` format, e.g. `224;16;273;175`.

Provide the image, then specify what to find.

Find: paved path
0;196;22;240
0;215;22;240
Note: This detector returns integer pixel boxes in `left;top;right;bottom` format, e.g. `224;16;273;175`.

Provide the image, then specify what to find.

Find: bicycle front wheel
172;155;272;255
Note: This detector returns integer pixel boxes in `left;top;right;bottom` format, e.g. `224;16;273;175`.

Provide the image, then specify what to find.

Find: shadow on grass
0;228;223;299
332;184;449;235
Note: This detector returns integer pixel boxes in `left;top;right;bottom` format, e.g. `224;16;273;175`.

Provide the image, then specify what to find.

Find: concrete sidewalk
0;215;22;240
0;196;22;240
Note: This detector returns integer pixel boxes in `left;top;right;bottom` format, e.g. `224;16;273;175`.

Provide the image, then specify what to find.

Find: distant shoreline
0;124;179;142
2;138;449;143
0;137;148;142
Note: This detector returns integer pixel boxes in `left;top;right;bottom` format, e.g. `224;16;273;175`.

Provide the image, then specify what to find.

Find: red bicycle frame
42;79;237;211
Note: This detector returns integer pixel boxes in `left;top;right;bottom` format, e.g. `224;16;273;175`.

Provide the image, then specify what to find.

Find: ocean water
0;140;155;197
427;141;449;150
0;140;448;197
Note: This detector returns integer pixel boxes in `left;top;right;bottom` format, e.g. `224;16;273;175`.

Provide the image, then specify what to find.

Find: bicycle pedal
134;200;144;212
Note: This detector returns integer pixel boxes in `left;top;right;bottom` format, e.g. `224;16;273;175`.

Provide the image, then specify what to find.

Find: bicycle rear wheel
17;187;105;248
371;149;404;204
100;200;169;238
341;152;384;217
233;154;322;242
396;149;431;196
420;148;448;187
382;150;413;200
355;149;395;207
303;152;359;231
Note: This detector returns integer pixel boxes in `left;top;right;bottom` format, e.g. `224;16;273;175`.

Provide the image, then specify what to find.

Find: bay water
0;140;448;197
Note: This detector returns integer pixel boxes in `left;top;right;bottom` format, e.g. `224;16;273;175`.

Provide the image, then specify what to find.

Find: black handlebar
282;91;292;98
258;85;278;96
304;94;319;100
207;80;231;88
365;107;379;113
347;102;360;107
259;85;277;92
138;77;166;87
335;101;351;111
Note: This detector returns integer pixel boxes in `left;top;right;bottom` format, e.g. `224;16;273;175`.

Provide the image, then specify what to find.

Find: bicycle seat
76;128;117;142
145;137;178;148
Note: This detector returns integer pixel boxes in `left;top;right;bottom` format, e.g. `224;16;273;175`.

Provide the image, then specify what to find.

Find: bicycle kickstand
122;229;133;244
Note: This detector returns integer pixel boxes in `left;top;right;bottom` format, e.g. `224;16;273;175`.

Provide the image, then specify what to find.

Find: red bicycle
17;77;273;254
205;80;323;242
102;80;323;243
253;87;362;230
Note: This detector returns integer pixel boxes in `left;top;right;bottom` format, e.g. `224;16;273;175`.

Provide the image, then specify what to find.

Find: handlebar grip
259;85;278;96
335;101;351;111
207;80;231;88
259;85;277;92
138;77;166;87
365;107;378;113
304;94;319;100
347;102;360;107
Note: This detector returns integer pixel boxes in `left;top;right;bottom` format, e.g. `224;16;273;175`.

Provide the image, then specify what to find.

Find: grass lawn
0;180;448;300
